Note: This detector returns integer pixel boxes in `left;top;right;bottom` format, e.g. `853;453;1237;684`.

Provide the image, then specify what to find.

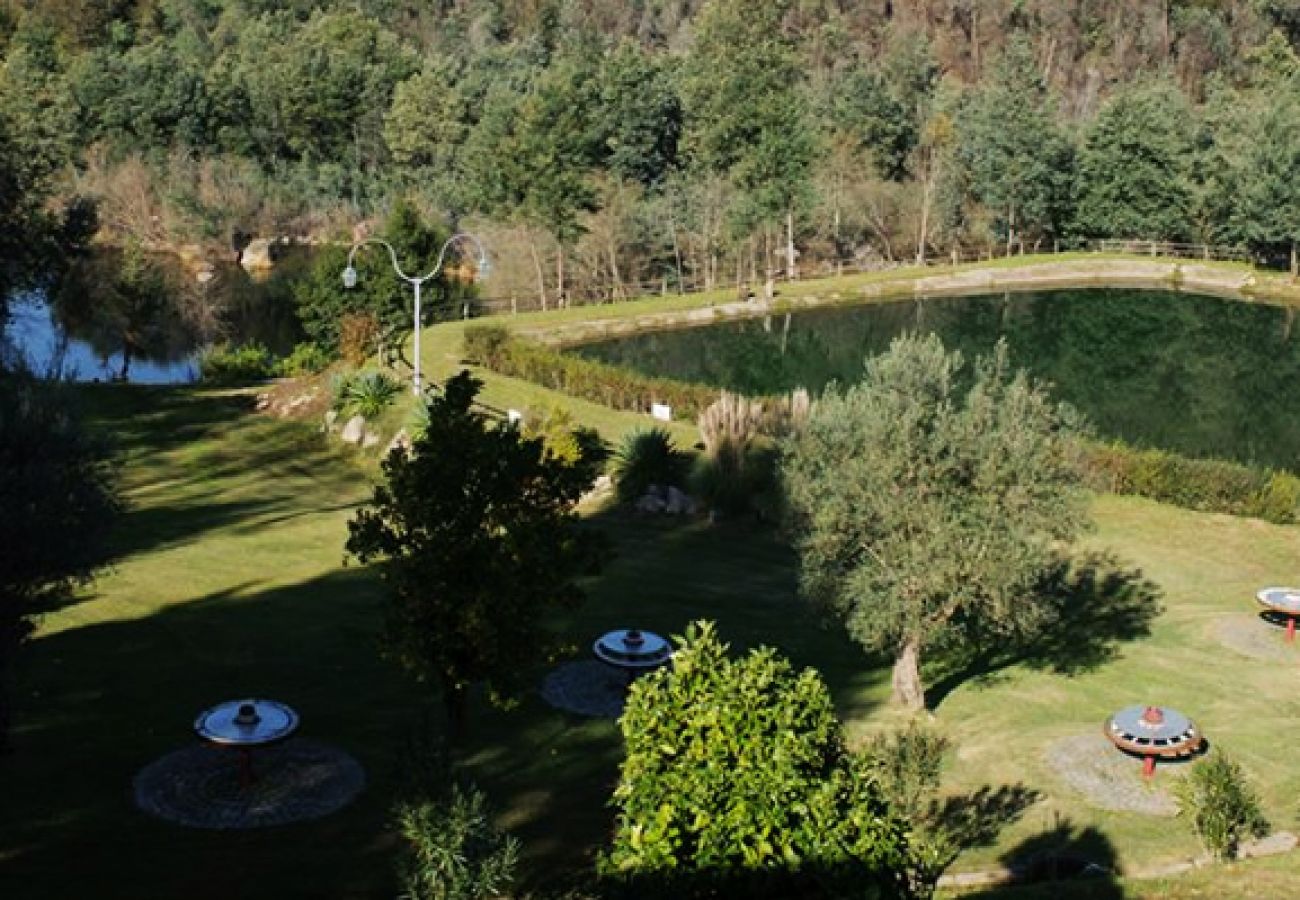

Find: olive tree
782;334;1087;710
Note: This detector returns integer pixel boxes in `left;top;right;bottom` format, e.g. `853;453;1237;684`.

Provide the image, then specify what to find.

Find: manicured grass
3;380;1300;895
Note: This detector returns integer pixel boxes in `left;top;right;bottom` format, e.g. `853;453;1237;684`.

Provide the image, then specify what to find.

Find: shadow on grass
929;783;1042;862
0;570;420;900
960;818;1123;899
928;551;1164;708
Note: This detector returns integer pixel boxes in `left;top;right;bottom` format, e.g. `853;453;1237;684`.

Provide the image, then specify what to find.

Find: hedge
1080;442;1300;524
463;325;749;421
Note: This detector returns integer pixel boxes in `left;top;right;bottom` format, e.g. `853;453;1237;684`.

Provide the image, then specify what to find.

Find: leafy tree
395;785;519;900
781;334;1088;710
602;621;920;898
345;371;606;732
1074;78;1196;241
824;66;917;181
0;377;120;751
291;199;468;355
1233;88;1300;276
680;0;815;276
597;40;681;189
957;37;1074;252
383;57;470;183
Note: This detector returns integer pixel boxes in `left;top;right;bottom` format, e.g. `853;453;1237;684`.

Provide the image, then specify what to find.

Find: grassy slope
5;260;1300;897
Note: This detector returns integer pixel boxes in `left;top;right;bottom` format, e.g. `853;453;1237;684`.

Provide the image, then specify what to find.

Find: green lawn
2;379;1299;895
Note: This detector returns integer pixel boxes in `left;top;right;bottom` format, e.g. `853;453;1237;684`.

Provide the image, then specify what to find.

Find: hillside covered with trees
1;0;1299;309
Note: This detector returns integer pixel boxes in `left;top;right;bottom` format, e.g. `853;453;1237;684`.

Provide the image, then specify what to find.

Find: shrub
523;404;609;467
689;440;779;519
461;324;512;368
1078;441;1299;524
334;370;402;419
613;428;689;502
199;342;275;384
395;786;519;900
276;342;332;377
863;723;950;821
600;621;919;898
339;312;381;367
1175;751;1268;861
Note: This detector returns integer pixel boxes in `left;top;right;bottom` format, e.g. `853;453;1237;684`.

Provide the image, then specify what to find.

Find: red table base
1142;755;1156;778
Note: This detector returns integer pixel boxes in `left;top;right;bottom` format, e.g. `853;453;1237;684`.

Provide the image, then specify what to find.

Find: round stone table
195;698;299;787
593;629;671;684
1104;705;1203;778
1255;587;1300;642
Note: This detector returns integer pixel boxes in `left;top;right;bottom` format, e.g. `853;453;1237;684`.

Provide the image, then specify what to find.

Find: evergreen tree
1234;87;1300;276
1074;78;1196;241
957;38;1074;252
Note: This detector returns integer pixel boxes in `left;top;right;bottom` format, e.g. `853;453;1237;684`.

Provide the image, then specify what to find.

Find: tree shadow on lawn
929;783;1043;867
0;569;421;900
928;551;1164;709
960;818;1124;899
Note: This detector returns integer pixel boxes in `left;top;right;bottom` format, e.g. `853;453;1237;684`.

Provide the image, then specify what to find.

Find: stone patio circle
1044;733;1182;816
540;660;628;718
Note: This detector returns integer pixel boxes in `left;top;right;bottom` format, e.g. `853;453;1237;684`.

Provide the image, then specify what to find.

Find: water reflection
3;249;305;384
576;289;1300;471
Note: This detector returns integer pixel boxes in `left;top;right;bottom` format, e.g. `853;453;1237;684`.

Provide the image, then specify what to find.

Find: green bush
863;723;950;821
199;342;276;384
600;621;919;898
1079;441;1300;523
688;439;779;519
333;370;402;419
613;427;689;502
275;342;332;377
1174;751;1268;861
461;324;512;368
395;785;519;900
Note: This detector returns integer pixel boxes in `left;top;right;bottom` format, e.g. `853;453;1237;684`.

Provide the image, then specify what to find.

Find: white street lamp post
341;233;490;396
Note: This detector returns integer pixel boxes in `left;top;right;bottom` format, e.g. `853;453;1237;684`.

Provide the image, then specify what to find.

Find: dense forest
1;0;1299;310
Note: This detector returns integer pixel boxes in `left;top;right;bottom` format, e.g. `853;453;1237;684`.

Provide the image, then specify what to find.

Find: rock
340;415;366;445
240;238;276;272
1237;831;1298;859
385;428;412;456
362;431;381;449
324;410;338;431
195;265;216;285
635;492;667;514
665;486;695;515
255;393;271;411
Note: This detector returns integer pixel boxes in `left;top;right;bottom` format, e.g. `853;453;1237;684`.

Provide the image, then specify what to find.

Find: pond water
2;252;306;384
575;288;1300;470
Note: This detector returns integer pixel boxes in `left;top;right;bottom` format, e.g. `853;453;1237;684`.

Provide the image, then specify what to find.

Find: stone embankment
520;258;1281;348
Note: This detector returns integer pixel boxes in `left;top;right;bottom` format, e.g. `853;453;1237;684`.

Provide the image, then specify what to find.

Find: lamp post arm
346;238;417;284
418;232;489;284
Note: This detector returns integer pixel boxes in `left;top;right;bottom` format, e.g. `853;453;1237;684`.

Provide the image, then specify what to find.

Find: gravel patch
1213;614;1300;663
134;738;365;829
1045;733;1181;816
540;660;628;718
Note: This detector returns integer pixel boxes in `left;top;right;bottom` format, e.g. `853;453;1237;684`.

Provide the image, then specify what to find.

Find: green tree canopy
957;37;1074;250
602;621;920;898
0;378;120;750
1074;78;1196;241
781;334;1088;710
1233;85;1300;276
345;371;607;731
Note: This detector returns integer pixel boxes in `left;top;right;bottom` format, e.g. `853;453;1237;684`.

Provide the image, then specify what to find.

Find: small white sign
651;403;672;422
507;409;523;423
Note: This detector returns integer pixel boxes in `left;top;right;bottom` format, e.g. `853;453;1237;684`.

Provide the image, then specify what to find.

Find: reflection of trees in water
578;289;1300;470
48;248;305;379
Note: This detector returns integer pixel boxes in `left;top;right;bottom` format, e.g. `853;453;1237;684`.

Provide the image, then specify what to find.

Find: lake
575;288;1300;470
2;252;306;384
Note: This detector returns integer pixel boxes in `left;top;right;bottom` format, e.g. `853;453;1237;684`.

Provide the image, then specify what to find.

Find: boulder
240;238;275;272
635;491;667;514
385;428;412;456
665;486;696;516
340;415;366;445
362;431;381;449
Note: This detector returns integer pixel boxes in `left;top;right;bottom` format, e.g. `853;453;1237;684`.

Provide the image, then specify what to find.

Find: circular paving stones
134;738;364;829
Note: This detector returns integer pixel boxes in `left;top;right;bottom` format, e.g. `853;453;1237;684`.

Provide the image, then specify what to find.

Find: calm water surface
2;253;305;384
577;288;1300;470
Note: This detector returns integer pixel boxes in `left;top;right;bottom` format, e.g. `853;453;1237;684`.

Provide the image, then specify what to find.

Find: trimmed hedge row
1081;442;1300;524
463;324;740;421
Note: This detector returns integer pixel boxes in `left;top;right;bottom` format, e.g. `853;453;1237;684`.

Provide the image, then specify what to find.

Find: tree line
1;0;1299;317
